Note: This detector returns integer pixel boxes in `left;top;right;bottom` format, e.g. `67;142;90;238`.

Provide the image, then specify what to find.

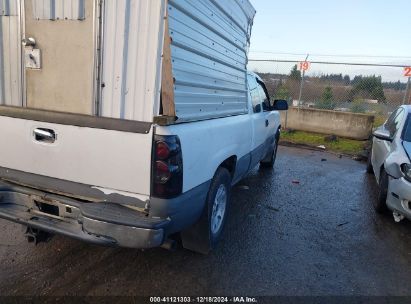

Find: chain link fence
254;60;411;127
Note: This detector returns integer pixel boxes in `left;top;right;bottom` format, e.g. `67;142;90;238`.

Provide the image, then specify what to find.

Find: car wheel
374;169;389;214
181;167;232;254
260;132;280;168
366;150;374;174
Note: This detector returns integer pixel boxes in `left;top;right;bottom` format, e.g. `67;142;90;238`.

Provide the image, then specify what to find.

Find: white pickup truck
0;0;288;253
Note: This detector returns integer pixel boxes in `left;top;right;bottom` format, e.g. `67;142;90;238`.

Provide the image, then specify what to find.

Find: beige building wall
281;107;375;140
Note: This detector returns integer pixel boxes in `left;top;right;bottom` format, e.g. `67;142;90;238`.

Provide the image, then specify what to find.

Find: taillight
155;161;171;184
152;135;183;198
156;142;170;160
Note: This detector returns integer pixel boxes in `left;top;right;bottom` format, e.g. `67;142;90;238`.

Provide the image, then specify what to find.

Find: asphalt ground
1;146;411;298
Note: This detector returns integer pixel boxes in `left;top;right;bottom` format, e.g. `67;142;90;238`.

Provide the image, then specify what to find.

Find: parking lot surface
1;146;411;296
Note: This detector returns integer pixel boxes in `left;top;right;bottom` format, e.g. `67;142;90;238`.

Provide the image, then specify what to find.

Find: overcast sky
247;0;411;82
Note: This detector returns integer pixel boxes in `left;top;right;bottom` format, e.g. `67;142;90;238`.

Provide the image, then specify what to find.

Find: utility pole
404;77;411;105
298;54;309;109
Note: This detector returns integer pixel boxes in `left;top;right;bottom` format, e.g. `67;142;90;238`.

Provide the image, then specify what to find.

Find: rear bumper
0;182;168;248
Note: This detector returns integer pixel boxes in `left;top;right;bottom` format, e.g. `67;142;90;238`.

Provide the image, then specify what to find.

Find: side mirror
373;127;393;142
272;100;289;111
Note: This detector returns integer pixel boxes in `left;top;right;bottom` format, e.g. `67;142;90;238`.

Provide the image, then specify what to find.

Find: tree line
259;65;407;113
287;65;406;90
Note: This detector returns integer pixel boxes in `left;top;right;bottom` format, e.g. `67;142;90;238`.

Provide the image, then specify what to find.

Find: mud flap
180;212;212;255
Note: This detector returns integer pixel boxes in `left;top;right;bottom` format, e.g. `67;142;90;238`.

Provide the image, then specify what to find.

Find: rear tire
374;169;389;214
260;132;280;169
181;167;232;254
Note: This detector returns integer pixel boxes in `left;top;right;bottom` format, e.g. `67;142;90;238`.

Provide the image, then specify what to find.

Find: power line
249;59;409;68
249;51;411;60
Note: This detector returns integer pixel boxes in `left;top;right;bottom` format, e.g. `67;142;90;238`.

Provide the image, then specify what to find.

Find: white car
368;105;411;222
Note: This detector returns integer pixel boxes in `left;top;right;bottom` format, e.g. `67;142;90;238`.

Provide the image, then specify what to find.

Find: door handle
265;119;269;127
22;37;36;47
34;128;56;144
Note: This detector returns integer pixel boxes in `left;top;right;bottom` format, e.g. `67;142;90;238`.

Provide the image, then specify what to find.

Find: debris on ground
393;212;405;223
321;158;327;162
351;155;363;162
337;222;349;227
324;135;338;142
292;180;300;185
317;145;326;150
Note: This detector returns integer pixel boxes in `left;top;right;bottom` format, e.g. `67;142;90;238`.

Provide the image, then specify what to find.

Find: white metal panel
100;0;166;122
0;0;18;16
0;15;22;106
168;0;256;122
32;0;85;20
213;0;255;38
0;116;153;196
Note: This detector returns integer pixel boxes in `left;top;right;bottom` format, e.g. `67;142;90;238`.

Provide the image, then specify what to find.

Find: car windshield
402;114;411;142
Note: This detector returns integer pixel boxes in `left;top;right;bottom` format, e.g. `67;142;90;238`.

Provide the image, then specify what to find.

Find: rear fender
210;145;240;178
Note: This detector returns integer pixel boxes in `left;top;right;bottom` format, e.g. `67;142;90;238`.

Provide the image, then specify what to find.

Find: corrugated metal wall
168;0;255;122
32;0;85;20
0;3;22;106
100;0;166;122
0;0;18;16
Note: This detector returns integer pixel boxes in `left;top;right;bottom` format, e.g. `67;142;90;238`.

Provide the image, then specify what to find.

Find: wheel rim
211;184;227;235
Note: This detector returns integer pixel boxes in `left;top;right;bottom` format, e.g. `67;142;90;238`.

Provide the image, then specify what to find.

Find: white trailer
1;0;254;120
0;0;288;253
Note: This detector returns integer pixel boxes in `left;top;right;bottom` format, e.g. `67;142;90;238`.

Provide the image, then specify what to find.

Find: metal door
22;0;96;114
248;74;267;168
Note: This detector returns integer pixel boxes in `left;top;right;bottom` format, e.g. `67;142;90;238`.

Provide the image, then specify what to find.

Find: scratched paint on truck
168;0;256;122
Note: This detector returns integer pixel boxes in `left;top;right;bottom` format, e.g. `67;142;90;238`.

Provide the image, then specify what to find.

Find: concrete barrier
281;107;375;140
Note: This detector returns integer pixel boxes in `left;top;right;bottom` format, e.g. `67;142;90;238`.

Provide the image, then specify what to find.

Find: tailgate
0;107;153;199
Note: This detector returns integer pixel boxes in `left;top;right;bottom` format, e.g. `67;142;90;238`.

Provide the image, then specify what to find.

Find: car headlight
401;163;411;182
